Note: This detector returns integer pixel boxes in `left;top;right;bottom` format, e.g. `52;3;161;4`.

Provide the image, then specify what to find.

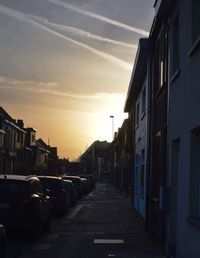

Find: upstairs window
153;29;168;92
0;134;4;148
192;0;200;44
172;14;179;75
135;102;140;126
189;126;200;220
140;149;145;195
142;87;146;114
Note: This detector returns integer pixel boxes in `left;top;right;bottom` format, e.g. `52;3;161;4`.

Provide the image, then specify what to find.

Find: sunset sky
0;0;154;160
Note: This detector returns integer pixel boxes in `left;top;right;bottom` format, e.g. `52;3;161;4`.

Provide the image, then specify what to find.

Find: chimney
17;119;24;128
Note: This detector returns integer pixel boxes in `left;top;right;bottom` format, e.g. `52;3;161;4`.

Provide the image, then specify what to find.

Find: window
189;126;200;220
31;134;35;143
172;15;179;75
192;0;200;44
153;29;168;92
142;87;146;114
135;102;139;126
0;134;4;148
135;154;140;193
140;149;145;195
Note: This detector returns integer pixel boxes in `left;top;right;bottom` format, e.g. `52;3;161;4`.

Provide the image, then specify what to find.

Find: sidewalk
71;183;166;258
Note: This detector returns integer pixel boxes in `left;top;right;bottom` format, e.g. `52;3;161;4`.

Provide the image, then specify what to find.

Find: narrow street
7;184;165;258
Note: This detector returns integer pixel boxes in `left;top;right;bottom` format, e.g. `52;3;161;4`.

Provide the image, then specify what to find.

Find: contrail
0;4;132;71
29;14;137;49
46;0;149;36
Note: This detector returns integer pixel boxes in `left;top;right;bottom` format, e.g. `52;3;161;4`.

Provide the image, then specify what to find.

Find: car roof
63;175;80;179
63;179;73;183
37;176;62;180
0;174;38;181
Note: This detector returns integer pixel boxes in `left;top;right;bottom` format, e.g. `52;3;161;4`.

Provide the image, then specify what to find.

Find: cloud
46;0;149;36
0;75;123;100
29;14;137;49
0;4;132;71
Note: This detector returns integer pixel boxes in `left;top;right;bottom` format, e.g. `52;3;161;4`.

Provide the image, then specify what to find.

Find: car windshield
39;178;62;192
0;180;29;196
63;181;72;190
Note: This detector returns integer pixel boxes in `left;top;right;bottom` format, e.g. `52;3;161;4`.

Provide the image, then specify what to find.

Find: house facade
123;1;200;257
124;39;150;218
166;0;200;257
0;107;27;174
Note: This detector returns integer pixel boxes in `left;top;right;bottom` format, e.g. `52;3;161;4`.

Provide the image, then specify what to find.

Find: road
6;184;166;258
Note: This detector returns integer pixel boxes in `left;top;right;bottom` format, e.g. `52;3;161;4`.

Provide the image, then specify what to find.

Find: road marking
34;244;51;250
94;239;125;244
62;231;106;236
67;204;82;219
108;255;116;257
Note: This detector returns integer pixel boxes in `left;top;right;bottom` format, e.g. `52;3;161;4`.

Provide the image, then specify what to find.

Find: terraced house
122;1;200;257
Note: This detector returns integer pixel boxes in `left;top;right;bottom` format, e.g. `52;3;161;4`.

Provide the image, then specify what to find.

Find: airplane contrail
0;4;132;71
29;14;137;49
46;0;149;36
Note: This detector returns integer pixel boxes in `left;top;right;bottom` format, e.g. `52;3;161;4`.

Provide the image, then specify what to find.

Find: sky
0;0;154;160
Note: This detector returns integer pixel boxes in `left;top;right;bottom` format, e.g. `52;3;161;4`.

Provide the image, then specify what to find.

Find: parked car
0;225;6;258
0;175;51;238
80;178;89;194
62;179;77;206
87;175;96;189
37;176;69;216
62;176;84;198
77;175;95;191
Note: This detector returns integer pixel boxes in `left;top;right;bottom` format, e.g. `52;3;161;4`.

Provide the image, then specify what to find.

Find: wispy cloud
0;4;132;71
0;75;123;100
29;14;137;49
46;0;149;36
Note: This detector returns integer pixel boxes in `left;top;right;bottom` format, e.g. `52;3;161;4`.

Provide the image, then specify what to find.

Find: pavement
9;184;166;258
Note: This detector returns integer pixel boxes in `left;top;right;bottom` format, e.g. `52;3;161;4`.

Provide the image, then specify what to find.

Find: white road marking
61;231;106;236
34;244;51;250
67;204;82;219
94;239;125;244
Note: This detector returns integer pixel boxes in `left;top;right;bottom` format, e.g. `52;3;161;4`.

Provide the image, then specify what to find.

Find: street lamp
110;115;114;140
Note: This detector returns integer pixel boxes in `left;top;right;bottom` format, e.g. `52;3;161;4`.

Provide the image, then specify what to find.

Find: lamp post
110;115;114;140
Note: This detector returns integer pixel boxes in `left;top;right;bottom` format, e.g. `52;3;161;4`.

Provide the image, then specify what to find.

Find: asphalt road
6;184;166;258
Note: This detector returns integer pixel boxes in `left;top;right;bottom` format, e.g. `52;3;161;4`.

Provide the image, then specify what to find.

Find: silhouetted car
0;225;6;258
62;176;84;198
62;179;77;206
37;176;69;216
80;178;89;194
77;175;95;191
0;175;51;238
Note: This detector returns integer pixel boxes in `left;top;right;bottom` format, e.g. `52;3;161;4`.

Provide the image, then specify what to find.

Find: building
35;138;50;175
0;107;26;174
124;38;151;218
166;0;200;257
80;140;111;183
123;1;200;257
